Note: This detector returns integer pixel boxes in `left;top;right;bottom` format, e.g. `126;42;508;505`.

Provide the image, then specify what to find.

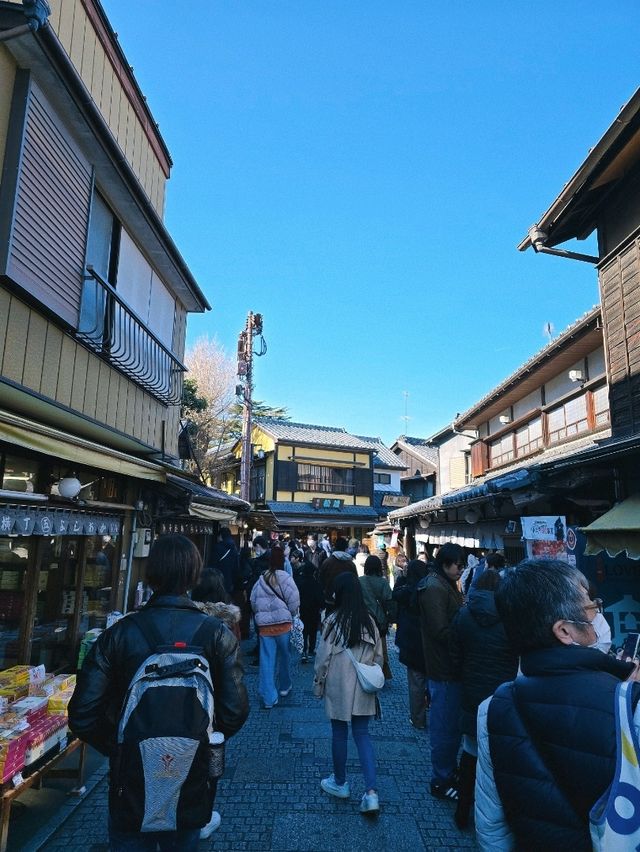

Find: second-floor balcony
76;267;185;405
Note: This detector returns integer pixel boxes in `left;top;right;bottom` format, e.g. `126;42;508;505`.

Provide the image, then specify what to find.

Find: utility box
133;528;152;558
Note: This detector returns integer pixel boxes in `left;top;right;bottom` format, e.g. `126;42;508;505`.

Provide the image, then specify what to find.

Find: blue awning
441;468;539;507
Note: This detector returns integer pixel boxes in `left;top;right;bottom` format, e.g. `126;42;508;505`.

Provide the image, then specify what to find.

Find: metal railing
76;267;185;405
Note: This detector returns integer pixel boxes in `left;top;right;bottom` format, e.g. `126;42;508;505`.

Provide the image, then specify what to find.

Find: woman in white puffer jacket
250;548;300;709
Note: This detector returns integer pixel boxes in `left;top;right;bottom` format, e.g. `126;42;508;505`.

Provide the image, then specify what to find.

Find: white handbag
590;681;640;850
345;647;384;694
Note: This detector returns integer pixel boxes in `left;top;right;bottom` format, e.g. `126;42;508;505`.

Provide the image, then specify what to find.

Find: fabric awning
582;495;640;560
0;409;165;482
189;502;238;523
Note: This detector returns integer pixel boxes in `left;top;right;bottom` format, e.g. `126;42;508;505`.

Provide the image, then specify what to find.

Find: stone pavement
35;635;478;851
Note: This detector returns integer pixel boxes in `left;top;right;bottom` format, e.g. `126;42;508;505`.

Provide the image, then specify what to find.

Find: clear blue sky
103;1;638;444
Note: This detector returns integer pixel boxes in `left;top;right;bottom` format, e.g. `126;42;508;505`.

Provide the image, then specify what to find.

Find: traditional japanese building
0;0;245;672
228;418;378;538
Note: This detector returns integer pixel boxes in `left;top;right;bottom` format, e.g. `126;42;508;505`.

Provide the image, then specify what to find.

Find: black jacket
294;562;324;618
488;645;637;851
393;578;426;673
450;587;518;736
418;570;462;681
68;595;249;758
213;536;240;594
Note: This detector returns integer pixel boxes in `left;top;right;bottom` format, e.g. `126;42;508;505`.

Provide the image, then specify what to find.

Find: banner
0;504;122;537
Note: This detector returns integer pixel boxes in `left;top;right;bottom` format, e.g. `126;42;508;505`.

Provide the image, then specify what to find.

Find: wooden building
227;418;378;538
0;1;244;673
390;308;613;563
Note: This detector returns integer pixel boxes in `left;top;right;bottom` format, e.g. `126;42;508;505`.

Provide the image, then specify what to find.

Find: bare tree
182;336;236;478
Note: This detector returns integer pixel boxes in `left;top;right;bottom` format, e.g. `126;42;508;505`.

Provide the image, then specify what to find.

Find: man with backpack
69;534;249;851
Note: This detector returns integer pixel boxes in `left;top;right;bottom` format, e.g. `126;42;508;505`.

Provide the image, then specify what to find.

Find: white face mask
569;612;611;654
589;612;612;654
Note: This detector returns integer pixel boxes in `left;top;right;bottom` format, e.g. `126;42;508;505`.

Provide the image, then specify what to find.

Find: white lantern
58;477;82;499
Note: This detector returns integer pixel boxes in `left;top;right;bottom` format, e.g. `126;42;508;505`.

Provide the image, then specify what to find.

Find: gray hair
495;559;589;654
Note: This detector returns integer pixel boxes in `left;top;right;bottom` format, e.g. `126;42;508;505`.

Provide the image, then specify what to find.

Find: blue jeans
259;631;292;706
428;679;461;784
108;820;200;851
331;716;377;791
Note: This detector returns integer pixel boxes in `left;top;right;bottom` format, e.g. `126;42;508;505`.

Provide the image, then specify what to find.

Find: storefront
0;501;123;673
0;448;146;673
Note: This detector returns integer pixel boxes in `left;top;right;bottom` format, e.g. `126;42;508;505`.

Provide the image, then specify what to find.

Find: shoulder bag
345;647;385;694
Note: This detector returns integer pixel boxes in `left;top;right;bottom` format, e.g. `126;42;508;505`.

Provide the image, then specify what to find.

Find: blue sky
103;1;638;444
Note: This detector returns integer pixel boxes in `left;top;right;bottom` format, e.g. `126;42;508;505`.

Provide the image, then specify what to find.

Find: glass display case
0;538;32;669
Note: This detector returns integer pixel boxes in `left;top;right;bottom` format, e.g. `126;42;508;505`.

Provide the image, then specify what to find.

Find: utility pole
237;312;265;504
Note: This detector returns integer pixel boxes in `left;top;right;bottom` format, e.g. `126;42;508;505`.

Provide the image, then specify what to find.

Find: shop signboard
0;504;122;537
381;494;410;508
568;525;640;650
521;515;568;561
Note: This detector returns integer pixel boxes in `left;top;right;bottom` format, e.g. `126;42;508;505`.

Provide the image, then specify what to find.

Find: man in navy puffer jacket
475;559;639;851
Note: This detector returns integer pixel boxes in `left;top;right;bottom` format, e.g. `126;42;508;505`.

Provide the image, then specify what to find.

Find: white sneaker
360;791;379;814
320;774;350;799
200;811;221;839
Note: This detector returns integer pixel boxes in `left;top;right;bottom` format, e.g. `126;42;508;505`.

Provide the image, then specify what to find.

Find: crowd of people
67;528;640;851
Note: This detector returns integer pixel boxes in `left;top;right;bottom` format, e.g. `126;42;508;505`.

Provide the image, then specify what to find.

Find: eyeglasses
584;598;603;616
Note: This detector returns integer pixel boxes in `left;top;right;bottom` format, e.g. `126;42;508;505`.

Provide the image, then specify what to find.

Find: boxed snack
47;689;73;716
11;696;48;725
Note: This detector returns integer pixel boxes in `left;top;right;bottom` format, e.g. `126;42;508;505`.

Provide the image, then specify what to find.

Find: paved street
32;634;477;852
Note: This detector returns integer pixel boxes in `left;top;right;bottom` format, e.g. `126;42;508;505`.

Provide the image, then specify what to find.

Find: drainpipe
122;511;137;614
528;225;599;265
0;0;50;42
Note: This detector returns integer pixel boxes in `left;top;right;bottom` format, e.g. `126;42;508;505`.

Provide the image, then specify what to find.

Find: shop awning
189;502;238;523
265;501;378;529
582;495;640;560
0;409;165;482
165;473;250;525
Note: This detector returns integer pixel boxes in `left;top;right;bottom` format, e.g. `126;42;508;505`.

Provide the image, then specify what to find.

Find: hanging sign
0;505;122;537
521;515;568;561
156;519;216;536
0;508;15;535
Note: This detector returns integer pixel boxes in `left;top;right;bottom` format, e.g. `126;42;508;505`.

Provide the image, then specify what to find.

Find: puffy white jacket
250;570;300;627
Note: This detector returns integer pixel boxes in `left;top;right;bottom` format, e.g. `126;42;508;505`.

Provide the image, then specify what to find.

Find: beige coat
313;618;383;720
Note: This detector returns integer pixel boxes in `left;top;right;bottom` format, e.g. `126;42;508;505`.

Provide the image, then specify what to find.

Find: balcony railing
76;267;185;405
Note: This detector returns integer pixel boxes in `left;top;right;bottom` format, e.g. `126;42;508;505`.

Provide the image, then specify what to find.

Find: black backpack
109;614;217;833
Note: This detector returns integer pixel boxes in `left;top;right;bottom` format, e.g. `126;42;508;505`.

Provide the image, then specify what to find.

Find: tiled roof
166;473;250;510
254;418;374;450
266;501;378;519
393;437;439;468
388;494;443;521
389;427;612;519
454;306;601;427
354;436;407;469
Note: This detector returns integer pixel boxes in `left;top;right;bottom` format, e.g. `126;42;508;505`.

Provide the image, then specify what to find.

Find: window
515;417;543;458
78;193;182;403
373;472;391;485
297;464;354;494
592;385;610;427
250;466;266;502
1;454;39;493
489;433;514;468
548;393;588;444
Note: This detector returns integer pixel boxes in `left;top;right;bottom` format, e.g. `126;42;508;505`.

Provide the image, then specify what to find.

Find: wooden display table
0;737;87;852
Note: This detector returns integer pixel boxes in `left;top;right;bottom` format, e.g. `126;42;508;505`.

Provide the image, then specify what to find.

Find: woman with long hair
250;547;300;709
313;572;383;815
359;554;395;680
